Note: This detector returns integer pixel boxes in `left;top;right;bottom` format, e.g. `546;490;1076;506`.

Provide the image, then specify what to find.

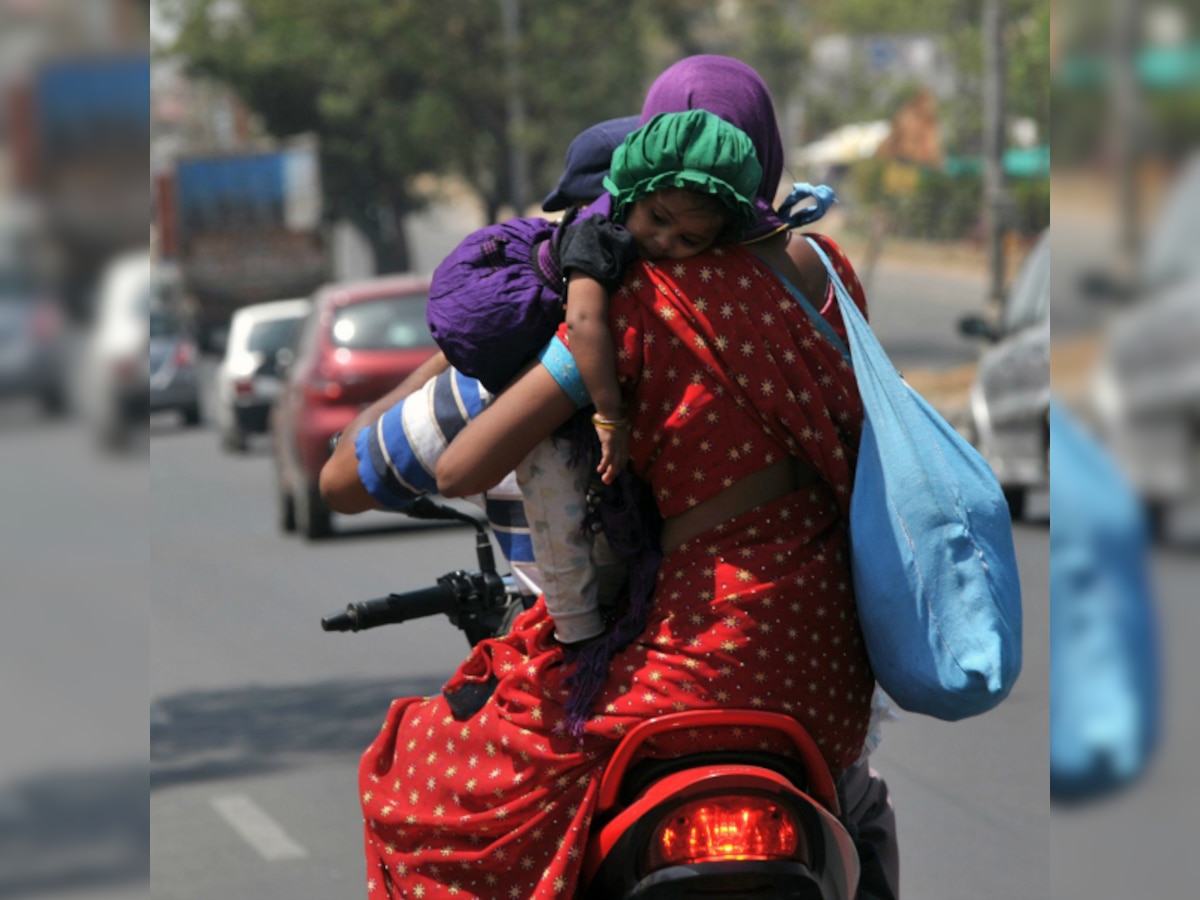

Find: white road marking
210;794;309;861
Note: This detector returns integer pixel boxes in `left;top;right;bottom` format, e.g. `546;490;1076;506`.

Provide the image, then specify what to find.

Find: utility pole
500;0;530;216
982;0;1008;315
1112;0;1142;273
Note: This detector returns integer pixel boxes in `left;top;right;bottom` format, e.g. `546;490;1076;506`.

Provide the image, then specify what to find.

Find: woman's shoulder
795;232;869;321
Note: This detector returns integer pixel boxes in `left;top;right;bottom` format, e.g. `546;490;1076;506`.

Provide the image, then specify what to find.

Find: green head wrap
603;109;762;239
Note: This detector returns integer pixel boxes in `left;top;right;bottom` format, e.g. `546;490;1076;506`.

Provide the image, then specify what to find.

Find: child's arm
565;271;629;484
565;272;621;418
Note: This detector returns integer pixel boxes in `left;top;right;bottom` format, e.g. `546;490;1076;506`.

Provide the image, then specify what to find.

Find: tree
805;0;1049;156
160;0;660;271
157;0;860;272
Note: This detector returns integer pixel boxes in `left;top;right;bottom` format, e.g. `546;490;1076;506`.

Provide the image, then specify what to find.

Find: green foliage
1145;88;1200;163
1049;80;1109;166
807;0;1048;157
900;168;985;241
1010;176;1050;236
1006;1;1050;127
847;157;1046;241
815;0;982;35
160;0;659;269
157;0;1050;270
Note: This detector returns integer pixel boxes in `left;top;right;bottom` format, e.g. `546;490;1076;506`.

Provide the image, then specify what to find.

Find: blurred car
959;229;1050;520
214;297;312;452
1087;159;1200;535
0;259;69;417
1091;271;1200;535
148;277;202;428
1082;154;1200;303
80;251;152;447
0;203;68;416
271;274;438;538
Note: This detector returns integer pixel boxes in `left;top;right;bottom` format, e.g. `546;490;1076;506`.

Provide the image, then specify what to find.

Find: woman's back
609;242;864;519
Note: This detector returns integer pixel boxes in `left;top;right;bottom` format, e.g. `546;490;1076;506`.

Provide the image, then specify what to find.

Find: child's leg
516;437;607;643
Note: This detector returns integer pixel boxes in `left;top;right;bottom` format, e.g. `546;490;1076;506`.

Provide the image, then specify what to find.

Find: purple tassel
562;468;663;737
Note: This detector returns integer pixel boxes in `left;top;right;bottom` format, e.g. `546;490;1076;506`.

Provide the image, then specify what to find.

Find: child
558;109;762;484
426;109;762;646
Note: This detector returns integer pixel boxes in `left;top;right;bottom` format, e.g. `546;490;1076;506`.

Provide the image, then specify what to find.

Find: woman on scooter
357;56;894;900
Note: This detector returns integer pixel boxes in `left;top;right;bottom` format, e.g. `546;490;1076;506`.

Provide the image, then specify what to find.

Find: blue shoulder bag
795;237;1023;720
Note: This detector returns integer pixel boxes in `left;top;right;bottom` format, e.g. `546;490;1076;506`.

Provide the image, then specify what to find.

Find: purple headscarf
638;55;787;241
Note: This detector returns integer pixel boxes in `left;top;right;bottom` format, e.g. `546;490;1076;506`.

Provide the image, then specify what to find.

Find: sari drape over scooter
359;239;874;900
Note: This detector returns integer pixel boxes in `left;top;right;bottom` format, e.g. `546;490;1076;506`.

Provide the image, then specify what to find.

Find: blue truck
156;143;330;350
7;54;150;321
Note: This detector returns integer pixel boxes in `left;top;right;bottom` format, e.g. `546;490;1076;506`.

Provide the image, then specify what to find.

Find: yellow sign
882;163;920;197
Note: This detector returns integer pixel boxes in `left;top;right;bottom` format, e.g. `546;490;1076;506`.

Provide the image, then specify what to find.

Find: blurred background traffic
0;0;1196;898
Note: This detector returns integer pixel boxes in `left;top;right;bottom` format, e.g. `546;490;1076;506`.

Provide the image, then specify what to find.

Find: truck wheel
297;482;333;540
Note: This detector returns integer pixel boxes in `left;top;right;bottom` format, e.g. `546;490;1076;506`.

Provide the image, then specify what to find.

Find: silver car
0;265;69;417
958;230;1050;520
1087;157;1200;536
1092;272;1200;521
0;206;68;416
214;298;312;452
148;301;202;426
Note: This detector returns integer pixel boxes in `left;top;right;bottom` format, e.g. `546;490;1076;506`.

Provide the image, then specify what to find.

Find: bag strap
803;236;905;386
764;249;850;364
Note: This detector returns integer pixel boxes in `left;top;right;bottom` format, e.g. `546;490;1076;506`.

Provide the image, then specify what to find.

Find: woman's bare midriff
660;456;819;555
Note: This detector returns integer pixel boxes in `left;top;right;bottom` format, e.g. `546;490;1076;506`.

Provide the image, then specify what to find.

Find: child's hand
595;424;629;485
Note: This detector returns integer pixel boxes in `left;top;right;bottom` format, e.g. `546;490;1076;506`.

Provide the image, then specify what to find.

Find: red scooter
322;498;859;899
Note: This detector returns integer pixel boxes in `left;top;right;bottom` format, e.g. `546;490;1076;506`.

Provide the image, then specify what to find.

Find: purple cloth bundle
427;215;564;394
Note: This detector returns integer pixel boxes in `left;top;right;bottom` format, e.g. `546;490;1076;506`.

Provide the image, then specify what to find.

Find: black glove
556;214;638;294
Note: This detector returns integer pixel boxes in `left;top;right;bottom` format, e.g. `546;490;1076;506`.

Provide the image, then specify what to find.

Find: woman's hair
638;55;786;240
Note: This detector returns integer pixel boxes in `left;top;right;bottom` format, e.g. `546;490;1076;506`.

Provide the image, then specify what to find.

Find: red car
271;274;438;538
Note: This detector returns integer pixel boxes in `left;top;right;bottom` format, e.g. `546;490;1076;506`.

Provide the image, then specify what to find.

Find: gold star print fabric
358;239;874;899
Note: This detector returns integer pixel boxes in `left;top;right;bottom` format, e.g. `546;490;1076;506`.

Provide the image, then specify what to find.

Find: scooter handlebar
321;584;457;632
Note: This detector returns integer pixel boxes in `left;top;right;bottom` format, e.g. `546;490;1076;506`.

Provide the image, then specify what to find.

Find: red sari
359;239;874;900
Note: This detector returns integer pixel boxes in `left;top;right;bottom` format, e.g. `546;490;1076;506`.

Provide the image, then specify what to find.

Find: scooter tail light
645;795;807;870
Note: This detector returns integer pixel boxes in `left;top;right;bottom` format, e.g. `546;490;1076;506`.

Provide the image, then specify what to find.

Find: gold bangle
592;413;628;431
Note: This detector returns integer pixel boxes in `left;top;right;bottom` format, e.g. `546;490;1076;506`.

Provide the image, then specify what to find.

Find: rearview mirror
958;314;998;342
1079;269;1134;303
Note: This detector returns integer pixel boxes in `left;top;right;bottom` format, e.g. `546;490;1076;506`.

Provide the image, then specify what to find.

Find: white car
214;298;312;452
79;251;152;448
958;230;1050;520
1087;154;1200;538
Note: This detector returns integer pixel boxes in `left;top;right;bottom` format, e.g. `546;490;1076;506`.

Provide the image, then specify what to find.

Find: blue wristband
536;335;591;409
